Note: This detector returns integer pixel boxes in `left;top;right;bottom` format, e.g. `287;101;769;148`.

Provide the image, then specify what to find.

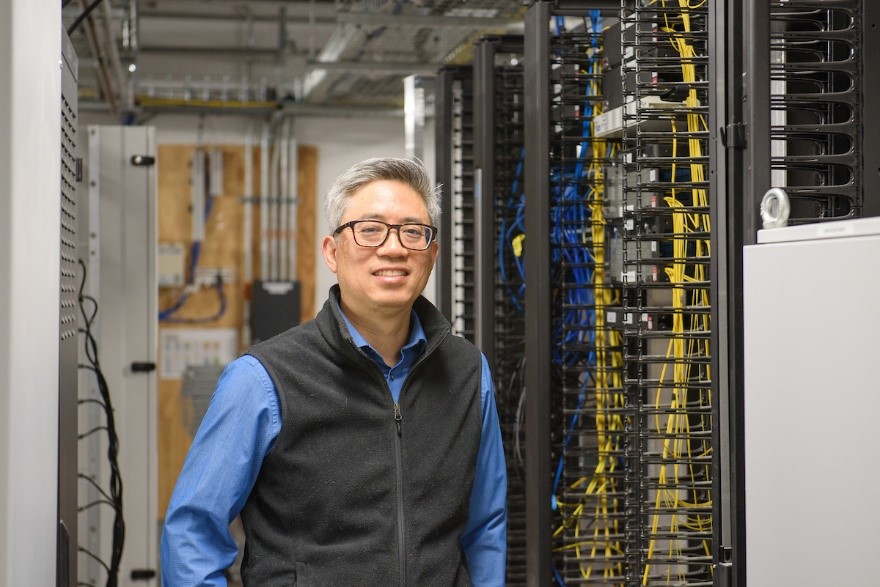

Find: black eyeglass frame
332;219;438;250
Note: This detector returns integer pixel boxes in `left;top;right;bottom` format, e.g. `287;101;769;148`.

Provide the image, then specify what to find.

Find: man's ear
321;235;339;274
429;240;439;266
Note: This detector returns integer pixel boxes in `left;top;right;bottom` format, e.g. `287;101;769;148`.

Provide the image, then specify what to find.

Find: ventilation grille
450;74;476;341
60;93;78;342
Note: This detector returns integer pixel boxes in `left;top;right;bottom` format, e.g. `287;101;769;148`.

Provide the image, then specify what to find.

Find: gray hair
324;157;441;231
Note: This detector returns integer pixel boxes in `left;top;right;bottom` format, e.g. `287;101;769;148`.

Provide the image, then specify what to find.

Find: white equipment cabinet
743;216;880;586
82;125;159;586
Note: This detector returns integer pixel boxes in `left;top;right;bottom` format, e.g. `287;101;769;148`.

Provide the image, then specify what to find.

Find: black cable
78;426;109;440
78;546;112;575
78;473;115;503
66;0;106;36
78;499;121;513
77;259;124;587
62;0;77;8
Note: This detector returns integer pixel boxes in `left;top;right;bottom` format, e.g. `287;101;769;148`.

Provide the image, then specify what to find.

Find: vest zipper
393;402;406;586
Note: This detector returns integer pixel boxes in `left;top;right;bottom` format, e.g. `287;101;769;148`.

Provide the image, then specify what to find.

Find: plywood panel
157;145;193;243
297;145;317;320
157;142;317;517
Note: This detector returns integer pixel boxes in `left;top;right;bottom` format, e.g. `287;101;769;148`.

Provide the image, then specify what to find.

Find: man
161;157;508;586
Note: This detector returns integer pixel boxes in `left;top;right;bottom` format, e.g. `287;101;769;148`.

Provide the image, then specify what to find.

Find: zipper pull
393;402;402;436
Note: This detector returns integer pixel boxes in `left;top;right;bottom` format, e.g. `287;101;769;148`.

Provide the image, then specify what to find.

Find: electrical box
250;280;301;344
158;243;186;287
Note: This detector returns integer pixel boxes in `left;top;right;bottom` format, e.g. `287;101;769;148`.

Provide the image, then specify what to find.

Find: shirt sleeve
160;355;281;587
461;353;508;586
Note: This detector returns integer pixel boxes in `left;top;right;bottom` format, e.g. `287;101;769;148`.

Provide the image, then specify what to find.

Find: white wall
0;1;62;586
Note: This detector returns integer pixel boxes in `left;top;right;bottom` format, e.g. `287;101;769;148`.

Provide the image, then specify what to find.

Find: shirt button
389;373;395;381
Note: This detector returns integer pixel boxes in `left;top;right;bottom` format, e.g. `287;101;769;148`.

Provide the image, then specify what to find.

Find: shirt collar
338;305;428;359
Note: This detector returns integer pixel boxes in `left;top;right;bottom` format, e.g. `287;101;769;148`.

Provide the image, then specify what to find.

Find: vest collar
318;285;451;364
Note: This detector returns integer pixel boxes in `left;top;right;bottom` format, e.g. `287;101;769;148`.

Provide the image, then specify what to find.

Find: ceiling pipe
306;60;443;73
334;12;522;28
277;5;287;95
138;10;336;25
100;0;129;109
138;45;289;57
75;0;118;113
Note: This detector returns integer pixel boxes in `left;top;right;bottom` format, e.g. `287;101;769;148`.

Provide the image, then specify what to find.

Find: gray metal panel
436;65;476;342
58;25;79;587
743;221;880;587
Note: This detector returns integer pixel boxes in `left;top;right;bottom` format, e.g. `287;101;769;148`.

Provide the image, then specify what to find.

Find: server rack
516;1;880;585
435;65;476;341
545;12;627;586
708;1;880;585
770;0;872;222
524;3;625;584
619;2;714;584
473;34;529;585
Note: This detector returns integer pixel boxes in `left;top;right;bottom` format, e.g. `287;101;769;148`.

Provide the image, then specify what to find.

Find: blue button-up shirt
161;310;508;586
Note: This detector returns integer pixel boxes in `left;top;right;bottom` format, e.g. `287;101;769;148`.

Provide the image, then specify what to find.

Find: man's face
321;179;438;317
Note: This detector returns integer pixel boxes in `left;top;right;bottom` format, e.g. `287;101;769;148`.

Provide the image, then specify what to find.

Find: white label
818;224;855;238
263;281;295;295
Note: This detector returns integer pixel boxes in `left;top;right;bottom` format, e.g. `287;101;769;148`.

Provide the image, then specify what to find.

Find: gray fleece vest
241;286;483;586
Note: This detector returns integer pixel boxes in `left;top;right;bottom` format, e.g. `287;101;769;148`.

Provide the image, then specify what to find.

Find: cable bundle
547;13;628;586
492;60;529;585
77;259;125;587
620;1;713;585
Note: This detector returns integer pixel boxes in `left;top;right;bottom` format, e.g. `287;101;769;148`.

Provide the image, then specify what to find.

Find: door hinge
130;154;156;167
721;122;746;148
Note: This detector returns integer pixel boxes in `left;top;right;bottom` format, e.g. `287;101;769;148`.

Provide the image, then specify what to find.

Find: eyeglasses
333;220;437;251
